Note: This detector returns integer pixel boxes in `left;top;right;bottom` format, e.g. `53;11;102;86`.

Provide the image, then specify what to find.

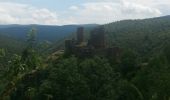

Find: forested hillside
0;34;25;54
105;15;170;57
1;16;170;100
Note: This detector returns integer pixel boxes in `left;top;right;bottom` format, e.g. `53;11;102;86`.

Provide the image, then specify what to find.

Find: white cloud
0;2;62;25
0;0;169;25
69;6;79;11
67;1;162;24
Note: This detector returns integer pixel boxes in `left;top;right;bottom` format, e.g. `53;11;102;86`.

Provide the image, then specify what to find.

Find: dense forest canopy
0;34;25;54
0;15;170;100
104;15;170;57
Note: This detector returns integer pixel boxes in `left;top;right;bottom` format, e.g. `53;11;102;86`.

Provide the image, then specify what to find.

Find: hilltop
104;15;170;57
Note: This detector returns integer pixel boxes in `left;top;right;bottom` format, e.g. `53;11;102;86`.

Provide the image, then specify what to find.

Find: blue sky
0;0;169;25
11;0;85;10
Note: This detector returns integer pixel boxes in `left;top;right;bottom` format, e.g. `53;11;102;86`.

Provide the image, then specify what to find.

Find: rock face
64;26;121;60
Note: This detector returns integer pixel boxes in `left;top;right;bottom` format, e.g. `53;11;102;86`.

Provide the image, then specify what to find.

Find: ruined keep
76;27;84;44
64;26;121;60
88;26;105;49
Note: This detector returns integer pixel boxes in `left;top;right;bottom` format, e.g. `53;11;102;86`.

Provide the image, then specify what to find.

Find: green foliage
0;48;6;67
0;48;5;57
0;28;43;100
26;28;37;48
11;56;121;100
6;54;26;79
105;16;170;58
132;47;170;100
116;80;143;100
21;28;42;69
119;49;138;79
0;34;25;54
1;16;170;100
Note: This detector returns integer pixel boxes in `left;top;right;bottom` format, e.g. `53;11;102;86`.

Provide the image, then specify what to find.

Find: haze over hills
0;24;98;42
0;24;98;54
1;15;170;55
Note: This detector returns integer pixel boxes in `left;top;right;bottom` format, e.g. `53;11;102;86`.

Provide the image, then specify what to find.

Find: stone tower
65;39;74;55
76;27;84;44
88;26;105;49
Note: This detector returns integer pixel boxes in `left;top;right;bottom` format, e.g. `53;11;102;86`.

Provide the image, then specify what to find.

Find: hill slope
104;15;170;57
0;34;25;54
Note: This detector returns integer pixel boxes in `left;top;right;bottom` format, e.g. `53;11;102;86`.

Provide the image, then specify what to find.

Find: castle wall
64;26;121;60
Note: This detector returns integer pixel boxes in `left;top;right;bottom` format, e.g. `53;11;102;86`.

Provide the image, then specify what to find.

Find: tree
119;49;138;79
38;56;119;100
0;28;43;99
21;28;42;70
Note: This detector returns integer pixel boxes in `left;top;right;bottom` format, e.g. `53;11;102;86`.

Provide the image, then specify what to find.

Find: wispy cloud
0;2;60;25
0;0;169;25
67;1;162;24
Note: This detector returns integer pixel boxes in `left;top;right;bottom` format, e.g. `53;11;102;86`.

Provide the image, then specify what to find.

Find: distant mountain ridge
0;24;98;42
1;15;170;57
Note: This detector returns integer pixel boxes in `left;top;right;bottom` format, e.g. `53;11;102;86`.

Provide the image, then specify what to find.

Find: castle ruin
64;26;121;60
